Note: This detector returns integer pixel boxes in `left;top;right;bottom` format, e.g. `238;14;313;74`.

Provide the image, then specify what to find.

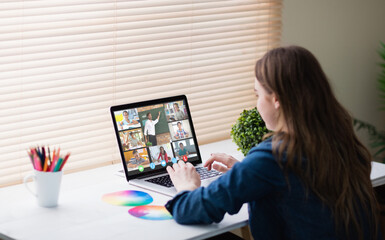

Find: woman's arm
166;147;282;225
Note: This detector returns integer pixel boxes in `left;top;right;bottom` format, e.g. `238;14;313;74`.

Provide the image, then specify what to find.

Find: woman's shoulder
239;138;276;166
248;138;273;155
245;138;290;167
236;138;286;186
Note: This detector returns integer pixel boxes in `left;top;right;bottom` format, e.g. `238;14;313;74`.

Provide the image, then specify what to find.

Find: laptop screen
110;95;202;180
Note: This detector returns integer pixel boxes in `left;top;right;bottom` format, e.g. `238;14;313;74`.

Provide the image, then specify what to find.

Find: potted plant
231;107;269;156
354;42;385;163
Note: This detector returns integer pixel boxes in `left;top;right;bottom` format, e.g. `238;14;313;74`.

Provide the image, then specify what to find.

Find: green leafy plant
354;119;385;162
231;107;269;156
354;42;385;163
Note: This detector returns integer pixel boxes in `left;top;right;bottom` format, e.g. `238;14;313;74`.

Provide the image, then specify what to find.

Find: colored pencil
27;146;70;172
43;157;48;172
48;147;52;167
50;149;57;172
41;146;46;168
59;153;70;171
34;154;41;171
53;158;63;172
27;151;34;168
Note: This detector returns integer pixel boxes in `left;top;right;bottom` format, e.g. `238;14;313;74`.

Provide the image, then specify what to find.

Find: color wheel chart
102;190;153;206
102;190;172;220
129;205;173;220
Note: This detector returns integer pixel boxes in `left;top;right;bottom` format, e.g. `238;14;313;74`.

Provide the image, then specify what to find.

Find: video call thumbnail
137;104;172;147
119;129;146;152
168;120;191;141
124;148;150;170
115;109;140;130
173;139;197;161
164;101;188;122
148;143;174;164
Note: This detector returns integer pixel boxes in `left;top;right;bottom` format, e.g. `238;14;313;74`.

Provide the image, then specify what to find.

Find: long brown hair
255;46;378;239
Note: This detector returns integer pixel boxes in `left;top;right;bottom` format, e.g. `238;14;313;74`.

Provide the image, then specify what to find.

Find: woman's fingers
204;153;226;170
212;163;230;173
185;161;194;168
178;160;186;168
204;155;215;170
166;166;174;175
172;161;181;171
167;160;201;192
204;153;239;170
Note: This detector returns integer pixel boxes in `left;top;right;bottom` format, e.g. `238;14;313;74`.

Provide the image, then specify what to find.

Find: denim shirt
165;139;379;240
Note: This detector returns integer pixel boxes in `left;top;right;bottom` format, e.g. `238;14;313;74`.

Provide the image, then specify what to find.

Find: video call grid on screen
112;98;199;176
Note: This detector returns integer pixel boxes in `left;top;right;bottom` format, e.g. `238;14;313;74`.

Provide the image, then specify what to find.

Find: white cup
23;170;63;208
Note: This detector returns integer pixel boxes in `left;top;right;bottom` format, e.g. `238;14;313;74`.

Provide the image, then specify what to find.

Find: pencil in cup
27;146;70;172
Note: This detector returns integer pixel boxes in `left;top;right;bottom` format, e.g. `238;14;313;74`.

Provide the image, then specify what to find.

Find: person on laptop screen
165;46;381;240
157;146;169;162
174;122;189;140
173;103;186;120
144;112;161;146
127;150;149;168
119;111;139;130
176;143;189;159
128;131;145;149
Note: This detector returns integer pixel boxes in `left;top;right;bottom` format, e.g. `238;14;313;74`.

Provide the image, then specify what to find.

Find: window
0;0;282;187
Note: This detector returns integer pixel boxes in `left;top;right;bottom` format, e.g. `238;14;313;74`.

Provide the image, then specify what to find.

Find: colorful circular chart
102;190;153;206
128;205;173;220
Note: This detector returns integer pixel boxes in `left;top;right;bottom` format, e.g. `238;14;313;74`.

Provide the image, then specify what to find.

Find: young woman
165;46;381;240
157;146;168;162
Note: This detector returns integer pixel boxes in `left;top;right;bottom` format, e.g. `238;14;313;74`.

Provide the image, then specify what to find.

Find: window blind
0;0;282;187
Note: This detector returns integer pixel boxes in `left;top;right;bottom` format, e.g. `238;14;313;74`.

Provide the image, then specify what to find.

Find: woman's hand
166;161;201;193
204;153;239;173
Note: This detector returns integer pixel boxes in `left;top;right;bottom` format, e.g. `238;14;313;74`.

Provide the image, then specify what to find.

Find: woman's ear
273;94;280;109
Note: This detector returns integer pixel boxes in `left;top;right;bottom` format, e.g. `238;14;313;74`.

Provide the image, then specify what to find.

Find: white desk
0;139;247;240
1;139;385;240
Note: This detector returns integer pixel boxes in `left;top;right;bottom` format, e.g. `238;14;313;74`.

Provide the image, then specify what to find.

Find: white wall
281;0;385;131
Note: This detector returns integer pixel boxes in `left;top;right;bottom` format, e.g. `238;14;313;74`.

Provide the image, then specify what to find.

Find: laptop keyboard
145;167;222;188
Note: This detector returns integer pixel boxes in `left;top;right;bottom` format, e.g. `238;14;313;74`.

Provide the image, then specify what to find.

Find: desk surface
0;139;247;240
1;139;385;240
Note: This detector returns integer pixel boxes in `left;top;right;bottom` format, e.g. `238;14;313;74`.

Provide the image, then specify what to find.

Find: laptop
110;95;222;197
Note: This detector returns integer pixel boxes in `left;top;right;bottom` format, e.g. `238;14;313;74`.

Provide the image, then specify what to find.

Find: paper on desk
371;162;385;187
